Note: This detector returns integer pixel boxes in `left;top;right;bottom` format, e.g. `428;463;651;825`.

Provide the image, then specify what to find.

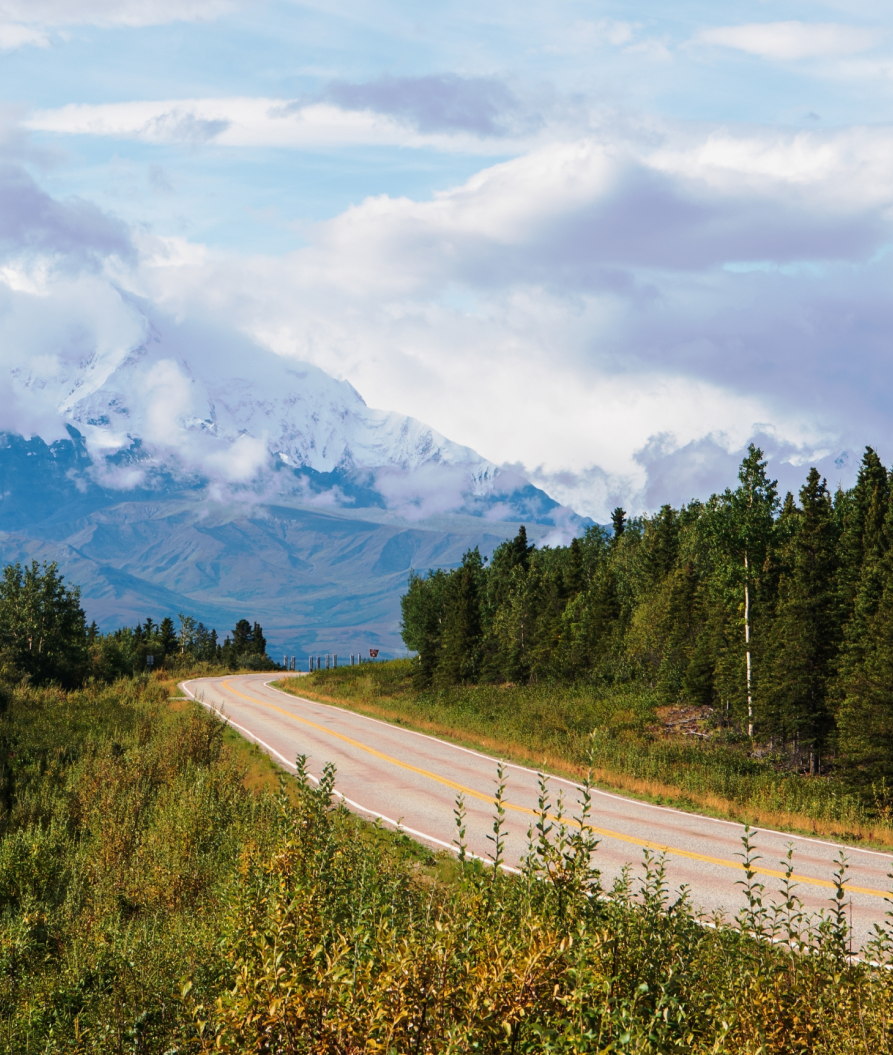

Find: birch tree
708;446;779;737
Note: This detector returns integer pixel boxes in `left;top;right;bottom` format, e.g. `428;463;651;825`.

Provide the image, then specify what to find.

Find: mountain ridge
1;308;590;653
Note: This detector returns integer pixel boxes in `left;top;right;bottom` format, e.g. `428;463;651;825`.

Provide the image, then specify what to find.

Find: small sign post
369;648;379;659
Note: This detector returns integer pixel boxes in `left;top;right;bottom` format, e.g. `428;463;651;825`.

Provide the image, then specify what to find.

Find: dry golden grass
282;681;893;851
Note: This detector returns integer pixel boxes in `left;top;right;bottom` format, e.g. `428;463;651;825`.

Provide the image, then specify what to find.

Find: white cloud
0;23;48;48
7;112;893;519
115;117;893;517
0;0;233;28
695;22;882;61
25;98;524;153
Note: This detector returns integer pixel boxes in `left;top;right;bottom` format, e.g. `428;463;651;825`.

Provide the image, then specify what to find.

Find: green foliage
0;561;87;686
2;672;893;1051
399;444;893;803
90;611;276;679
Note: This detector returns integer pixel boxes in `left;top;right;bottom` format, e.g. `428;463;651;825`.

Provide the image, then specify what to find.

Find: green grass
2;672;893;1051
279;660;893;847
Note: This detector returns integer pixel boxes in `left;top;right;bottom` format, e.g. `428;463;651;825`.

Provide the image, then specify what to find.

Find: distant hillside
0;437;588;658
0;307;591;651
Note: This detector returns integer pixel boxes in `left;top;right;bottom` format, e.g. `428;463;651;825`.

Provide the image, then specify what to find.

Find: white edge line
180;678;517;872
181;675;893;863
256;676;893;862
179;677;893;960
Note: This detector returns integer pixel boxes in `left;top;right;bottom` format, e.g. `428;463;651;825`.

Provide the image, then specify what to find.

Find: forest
0;559;276;685
401;445;893;791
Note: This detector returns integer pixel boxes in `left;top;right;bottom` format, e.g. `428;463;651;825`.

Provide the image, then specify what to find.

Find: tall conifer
764;469;839;769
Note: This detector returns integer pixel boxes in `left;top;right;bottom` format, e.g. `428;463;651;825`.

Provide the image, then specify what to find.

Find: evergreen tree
507;525;533;571
434;549;484;687
837;552;893;790
159;616;177;661
838;447;889;620
231;619;253;654
611;507;627;542
764;470;840;769
565;537;584;597
707;445;779;735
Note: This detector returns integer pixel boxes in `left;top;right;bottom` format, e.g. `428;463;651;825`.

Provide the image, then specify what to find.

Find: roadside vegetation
283;661;893;846
3;673;893;1052
357;445;893;845
0;558;278;684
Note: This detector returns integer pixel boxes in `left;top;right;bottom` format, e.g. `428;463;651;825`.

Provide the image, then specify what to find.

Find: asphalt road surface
181;672;893;949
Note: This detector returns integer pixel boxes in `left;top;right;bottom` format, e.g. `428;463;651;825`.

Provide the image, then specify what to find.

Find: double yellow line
221;680;891;900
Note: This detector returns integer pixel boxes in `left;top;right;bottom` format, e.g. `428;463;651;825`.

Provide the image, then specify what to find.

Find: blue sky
3;0;893;516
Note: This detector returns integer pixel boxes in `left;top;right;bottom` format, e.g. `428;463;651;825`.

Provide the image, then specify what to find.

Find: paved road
181;672;893;948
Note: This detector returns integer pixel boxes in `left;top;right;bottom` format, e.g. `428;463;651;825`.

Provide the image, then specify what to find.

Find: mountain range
0;305;589;655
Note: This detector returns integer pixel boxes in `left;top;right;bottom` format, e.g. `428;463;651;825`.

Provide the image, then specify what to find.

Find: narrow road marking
219;679;891;900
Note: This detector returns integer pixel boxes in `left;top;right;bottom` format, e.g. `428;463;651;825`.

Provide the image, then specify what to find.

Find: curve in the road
180;672;893;947
217;677;888;899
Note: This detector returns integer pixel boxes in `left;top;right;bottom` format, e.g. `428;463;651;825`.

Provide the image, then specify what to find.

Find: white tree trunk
744;551;753;738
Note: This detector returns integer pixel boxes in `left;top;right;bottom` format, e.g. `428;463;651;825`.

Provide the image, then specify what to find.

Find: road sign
369;648;379;658
146;655;154;667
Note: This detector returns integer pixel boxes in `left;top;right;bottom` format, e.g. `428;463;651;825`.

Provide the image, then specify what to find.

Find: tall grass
283;661;893;844
3;671;893;1051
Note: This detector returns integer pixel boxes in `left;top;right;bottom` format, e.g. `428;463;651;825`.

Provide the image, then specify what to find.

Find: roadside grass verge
2;674;893;1050
277;661;893;849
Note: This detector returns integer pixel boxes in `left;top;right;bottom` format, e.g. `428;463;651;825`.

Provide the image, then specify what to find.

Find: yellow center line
220;680;891;900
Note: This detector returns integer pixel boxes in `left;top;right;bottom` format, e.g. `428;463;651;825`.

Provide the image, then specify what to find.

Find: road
181;672;893;949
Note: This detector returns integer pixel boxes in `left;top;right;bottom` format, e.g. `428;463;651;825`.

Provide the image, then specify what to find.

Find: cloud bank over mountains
3;106;893;518
7;0;893;521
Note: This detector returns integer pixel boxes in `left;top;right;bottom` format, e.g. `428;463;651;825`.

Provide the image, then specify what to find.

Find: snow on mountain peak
3;301;581;529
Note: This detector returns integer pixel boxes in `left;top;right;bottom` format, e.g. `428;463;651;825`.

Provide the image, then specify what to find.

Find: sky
3;0;893;519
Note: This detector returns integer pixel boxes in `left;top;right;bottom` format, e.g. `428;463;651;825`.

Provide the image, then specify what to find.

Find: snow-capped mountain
9;303;574;527
0;304;589;650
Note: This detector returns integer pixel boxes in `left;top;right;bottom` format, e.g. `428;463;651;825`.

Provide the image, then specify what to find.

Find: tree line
401;445;893;789
0;559;275;685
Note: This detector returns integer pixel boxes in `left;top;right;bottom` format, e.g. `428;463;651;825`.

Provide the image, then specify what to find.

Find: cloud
121;115;893;519
296;129;893;301
7;113;893;520
695;22;882;61
0;0;234;28
0;163;132;263
0;23;48;48
321;74;525;137
142;110;231;146
26;96;532;153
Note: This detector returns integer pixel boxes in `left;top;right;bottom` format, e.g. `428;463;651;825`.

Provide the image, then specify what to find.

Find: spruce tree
837;550;893;790
764;469;839;769
566;536;583;596
838;447;889;620
434;549;484;687
159;616;177;661
611;507;626;542
231;619;252;654
508;525;533;571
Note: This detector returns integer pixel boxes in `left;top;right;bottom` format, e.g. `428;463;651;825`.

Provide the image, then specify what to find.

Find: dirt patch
651;704;714;739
